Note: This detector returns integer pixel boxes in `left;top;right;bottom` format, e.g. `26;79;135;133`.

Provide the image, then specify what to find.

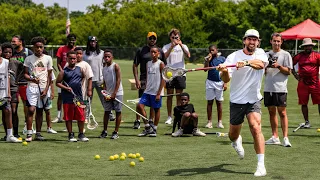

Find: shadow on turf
166;163;251;176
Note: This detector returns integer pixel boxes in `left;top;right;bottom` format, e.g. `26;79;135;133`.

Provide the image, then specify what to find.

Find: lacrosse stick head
101;90;111;101
0;97;9;106
162;66;186;82
73;96;86;108
127;98;140;105
87;118;98;130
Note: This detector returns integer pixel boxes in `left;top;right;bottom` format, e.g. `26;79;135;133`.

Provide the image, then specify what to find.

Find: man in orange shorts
292;38;320;128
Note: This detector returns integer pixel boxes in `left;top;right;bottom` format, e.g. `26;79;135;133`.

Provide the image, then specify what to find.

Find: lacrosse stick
162;65;237;82
87;98;98;130
127;93;181;105
63;81;86;108
29;63;45;107
293;123;305;132
101;90;148;121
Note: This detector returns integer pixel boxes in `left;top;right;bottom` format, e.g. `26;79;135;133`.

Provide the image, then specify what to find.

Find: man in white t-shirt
218;29;268;177
162;28;190;125
24;36;53;142
264;33;292;147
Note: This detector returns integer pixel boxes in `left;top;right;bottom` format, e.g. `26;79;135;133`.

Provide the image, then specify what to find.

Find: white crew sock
27;130;33;135
57;111;61;118
7;128;13;136
257;154;265;167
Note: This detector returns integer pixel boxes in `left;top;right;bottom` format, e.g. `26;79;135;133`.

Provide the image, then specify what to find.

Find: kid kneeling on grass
137;46;165;137
99;49;123;139
172;92;206;137
56;51;89;142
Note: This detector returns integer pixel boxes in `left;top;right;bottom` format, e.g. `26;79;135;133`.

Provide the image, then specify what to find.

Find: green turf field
1;60;320;180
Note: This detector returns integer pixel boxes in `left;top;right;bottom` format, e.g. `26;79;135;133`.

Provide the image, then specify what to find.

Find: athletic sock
7;128;13;136
57;111;61;118
257;154;265;167
153;126;157;131
27;130;33;135
145;123;150;128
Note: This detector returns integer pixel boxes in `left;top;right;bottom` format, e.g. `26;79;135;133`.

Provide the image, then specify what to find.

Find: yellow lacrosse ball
167;72;173;78
77;102;81;106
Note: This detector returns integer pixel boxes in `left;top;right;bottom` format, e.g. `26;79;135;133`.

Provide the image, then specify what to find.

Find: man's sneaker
165;116;172;125
109;113;116;121
172;128;184;137
205;122;213;128
26;134;32;142
34;133;45;141
68;132;77;142
283;137;292;147
304;121;311;128
148;129;157;137
52;117;62;123
62;128;68;132
217;121;224;129
231;135;245;159
47;128;57;134
32;129;36;134
133;120;140;129
100;130;107;138
138;129;149;137
254;166;267;177
78;133;89;142
193;128;206;136
265;136;281;145
6;135;22;143
149;120;156;131
111;131;119;139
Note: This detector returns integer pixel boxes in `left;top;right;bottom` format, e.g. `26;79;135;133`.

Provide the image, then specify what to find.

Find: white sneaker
217;121;224;129
172;129;184;137
254;165;267;177
47;128;57;134
165;116;172;124
283;137;292;147
51;117;62;123
265;136;281;145
32;129;36;134
62;128;68;132
6;135;22;143
205;122;213;128
231;135;245;159
193;129;206;136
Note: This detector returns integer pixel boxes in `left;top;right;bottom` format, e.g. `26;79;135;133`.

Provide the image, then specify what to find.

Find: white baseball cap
243;29;260;39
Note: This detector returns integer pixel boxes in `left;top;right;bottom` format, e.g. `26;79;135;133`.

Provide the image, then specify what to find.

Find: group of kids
0;32;206;143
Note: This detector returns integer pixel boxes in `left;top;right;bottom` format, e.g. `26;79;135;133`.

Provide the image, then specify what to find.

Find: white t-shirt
24;54;53;89
0;58;9;98
224;48;268;104
162;43;189;69
77;61;94;99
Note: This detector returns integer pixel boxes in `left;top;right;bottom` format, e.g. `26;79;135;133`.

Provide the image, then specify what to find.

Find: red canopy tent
280;19;320;54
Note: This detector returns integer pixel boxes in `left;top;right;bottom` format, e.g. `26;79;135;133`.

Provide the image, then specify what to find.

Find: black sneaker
110;131;119;139
133;120;140;129
149;120;156;131
34;133;45;141
100;130;107;138
148;128;157;137
78;133;89;142
138;129;148;137
68;132;77;142
2;135;7;141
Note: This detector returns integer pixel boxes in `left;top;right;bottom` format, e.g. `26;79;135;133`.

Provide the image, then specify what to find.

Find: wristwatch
245;60;250;66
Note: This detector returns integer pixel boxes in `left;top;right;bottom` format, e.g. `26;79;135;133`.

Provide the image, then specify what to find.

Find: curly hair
1;42;13;52
30;36;46;45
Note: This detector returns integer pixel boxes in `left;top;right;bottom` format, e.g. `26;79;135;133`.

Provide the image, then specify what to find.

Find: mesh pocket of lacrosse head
162;67;177;81
87;114;98;130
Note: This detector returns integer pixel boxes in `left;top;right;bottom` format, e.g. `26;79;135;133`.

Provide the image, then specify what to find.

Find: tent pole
295;39;298;55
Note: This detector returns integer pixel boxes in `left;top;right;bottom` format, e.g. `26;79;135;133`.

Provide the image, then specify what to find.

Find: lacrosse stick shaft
293;123;304;132
114;97;149;121
187;65;237;72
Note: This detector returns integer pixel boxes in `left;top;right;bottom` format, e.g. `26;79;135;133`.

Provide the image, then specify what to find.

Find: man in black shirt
132;32;166;129
171;92;206;137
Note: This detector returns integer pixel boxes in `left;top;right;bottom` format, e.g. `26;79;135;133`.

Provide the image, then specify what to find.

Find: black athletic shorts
10;91;20;103
166;76;186;89
230;100;262;125
264;92;287;107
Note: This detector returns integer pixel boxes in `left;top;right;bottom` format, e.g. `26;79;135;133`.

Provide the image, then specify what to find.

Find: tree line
1;0;320;50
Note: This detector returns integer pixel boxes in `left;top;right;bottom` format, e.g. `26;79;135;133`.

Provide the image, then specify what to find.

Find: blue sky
32;0;105;12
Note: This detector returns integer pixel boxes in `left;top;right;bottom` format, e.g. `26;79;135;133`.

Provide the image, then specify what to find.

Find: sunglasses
149;36;157;40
